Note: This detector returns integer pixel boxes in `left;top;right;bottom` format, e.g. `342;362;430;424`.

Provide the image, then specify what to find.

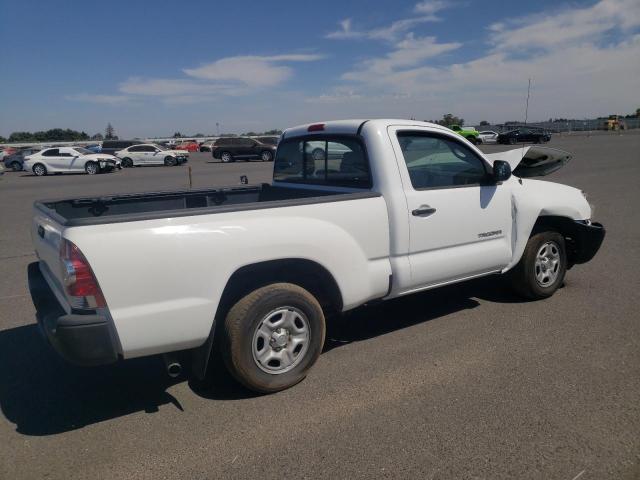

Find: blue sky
1;0;638;137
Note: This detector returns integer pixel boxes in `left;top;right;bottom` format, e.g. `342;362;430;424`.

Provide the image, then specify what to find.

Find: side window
397;133;488;189
128;146;142;152
274;137;371;188
42;149;59;156
142;146;156;152
58;149;73;157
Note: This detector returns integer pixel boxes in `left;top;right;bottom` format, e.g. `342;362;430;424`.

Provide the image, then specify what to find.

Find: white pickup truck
28;119;605;393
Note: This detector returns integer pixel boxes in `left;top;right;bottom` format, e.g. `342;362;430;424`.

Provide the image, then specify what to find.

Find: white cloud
70;52;325;105
343;35;462;80
65;93;131;104
325;1;455;41
488;0;640;51
414;0;452;15
183;54;324;88
322;0;640;123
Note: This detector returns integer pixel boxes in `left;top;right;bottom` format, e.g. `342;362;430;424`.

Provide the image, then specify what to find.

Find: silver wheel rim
535;241;561;287
222;153;231;162
261;152;271;161
251;307;310;375
87;163;97;174
34;165;45;175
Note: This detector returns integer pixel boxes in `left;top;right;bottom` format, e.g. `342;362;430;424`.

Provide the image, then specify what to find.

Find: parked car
0;147;17;161
174;140;199;152
23;147;119;176
256;136;280;146
114;144;189;167
28;119;604;394
449;125;480;144
199;140;216;152
101;140;138;155
212;137;277;162
85;144;102;153
3;147;41;171
477;130;499;144
498;128;551;145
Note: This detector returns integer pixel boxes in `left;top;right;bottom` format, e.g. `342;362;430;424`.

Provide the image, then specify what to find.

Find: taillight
60;239;106;309
307;123;325;132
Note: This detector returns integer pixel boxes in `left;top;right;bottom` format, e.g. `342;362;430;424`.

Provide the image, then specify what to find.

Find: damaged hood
484;146;572;177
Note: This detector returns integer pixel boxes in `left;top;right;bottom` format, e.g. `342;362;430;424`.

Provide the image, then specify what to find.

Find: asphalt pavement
0;132;638;479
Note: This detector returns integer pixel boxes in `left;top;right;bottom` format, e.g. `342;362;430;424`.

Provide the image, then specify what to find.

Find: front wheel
85;161;99;175
260;150;273;162
121;158;133;168
468;136;478;145
220;151;233;163
33;163;47;176
164;156;177;166
220;283;326;393
509;231;567;299
10;162;22;172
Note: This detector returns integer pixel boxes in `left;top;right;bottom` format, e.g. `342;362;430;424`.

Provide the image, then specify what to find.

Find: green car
449;125;480;145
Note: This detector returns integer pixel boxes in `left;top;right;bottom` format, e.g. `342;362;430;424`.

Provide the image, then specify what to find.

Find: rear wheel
260;150;273;162
85;161;99;175
220;283;326;393
121;158;133;168
220;151;233;163
508;137;517;145
33;163;47;176
10;162;22;171
164;156;177;166
468;136;478;145
509;231;567;299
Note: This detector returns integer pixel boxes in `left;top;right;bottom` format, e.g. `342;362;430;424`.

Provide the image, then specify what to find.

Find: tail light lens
60;239;106;309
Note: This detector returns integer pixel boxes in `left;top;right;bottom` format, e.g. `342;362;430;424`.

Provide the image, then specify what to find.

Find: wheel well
216;259;343;319
531;216;582;267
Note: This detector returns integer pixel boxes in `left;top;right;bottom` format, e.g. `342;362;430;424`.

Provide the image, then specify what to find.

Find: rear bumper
568;221;605;265
28;262;119;366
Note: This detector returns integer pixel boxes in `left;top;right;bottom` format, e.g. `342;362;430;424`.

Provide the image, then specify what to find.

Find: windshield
73;147;92;155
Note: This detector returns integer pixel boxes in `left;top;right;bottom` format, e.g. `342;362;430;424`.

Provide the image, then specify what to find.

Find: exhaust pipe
163;354;182;378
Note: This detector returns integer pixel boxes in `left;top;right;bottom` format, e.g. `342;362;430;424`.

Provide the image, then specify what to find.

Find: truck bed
35;184;379;226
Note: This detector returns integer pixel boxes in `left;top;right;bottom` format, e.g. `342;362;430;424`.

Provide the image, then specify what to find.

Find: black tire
220;151;233;163
10;162;22;172
121;157;133;168
220;282;326;393
33;163;47;176
164;156;177;166
468;136;478;145
508;137;517;145
509;231;567;300
85;161;99;175
260;150;273;162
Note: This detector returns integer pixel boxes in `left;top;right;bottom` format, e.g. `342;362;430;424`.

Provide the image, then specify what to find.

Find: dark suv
101;140;138;155
211;137;277;162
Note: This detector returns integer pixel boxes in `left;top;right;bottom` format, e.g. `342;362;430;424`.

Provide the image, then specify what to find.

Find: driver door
388;127;513;289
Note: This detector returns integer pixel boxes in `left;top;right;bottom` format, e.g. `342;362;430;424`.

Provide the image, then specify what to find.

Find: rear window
274;136;371;188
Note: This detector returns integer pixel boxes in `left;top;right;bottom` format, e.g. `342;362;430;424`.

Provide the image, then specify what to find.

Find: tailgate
32;206;69;311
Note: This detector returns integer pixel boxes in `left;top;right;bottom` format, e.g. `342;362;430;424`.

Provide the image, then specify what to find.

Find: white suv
115;144;189;167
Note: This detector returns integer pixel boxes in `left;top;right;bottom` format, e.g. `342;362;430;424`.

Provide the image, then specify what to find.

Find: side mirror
493;160;511;182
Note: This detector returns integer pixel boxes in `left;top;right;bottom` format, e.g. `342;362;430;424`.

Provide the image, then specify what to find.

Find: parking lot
1;132;639;479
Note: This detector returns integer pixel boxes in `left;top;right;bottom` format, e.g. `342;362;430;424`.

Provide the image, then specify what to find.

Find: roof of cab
282;119;453;139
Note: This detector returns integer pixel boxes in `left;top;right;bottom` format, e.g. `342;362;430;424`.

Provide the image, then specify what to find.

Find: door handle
412;205;437;217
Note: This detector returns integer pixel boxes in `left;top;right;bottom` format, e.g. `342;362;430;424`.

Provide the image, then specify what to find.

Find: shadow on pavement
0;324;183;436
0;275;525;435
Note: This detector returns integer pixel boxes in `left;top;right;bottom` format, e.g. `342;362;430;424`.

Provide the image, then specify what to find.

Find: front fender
505;179;592;271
